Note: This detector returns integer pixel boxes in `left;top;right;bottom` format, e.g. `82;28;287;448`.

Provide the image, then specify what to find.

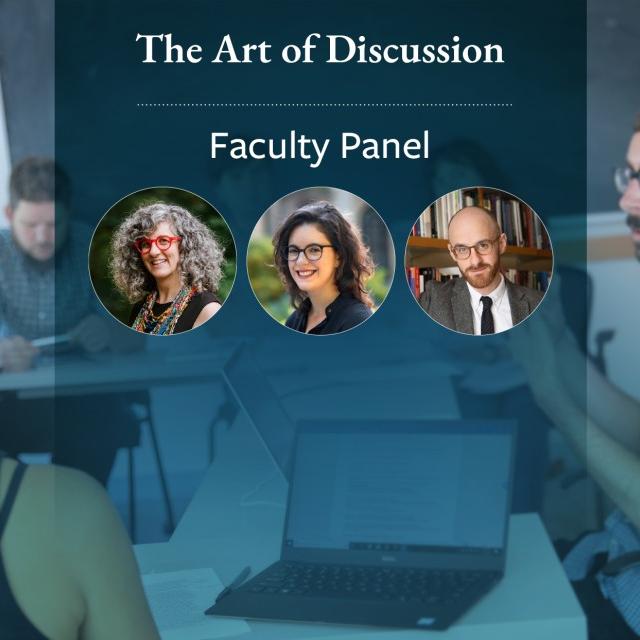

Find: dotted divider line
136;102;514;107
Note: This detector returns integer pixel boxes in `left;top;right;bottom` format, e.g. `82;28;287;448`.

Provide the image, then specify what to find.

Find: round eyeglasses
614;166;640;194
133;235;181;255
450;236;501;260
285;244;334;262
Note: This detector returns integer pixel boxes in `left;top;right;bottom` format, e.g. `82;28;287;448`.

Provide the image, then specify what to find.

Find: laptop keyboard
246;563;493;605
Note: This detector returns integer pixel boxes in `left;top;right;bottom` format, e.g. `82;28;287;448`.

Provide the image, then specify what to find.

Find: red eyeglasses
133;235;181;255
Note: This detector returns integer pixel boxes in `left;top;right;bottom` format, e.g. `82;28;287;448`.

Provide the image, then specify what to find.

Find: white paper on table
142;568;250;640
31;333;71;348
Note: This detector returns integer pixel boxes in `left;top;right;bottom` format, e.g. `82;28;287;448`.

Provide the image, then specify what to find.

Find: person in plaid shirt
0;157;138;485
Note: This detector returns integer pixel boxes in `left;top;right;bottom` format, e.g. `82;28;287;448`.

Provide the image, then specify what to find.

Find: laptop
209;419;516;631
221;343;296;480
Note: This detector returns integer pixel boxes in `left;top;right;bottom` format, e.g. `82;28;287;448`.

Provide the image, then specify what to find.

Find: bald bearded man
419;206;545;335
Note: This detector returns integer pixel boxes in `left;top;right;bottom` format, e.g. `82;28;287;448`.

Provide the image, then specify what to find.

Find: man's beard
462;261;500;289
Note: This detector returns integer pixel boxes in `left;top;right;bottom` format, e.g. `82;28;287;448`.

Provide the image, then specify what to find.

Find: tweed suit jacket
418;277;544;334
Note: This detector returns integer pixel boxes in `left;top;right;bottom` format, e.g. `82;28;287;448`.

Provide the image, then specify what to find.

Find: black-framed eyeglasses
450;236;501;260
285;244;334;262
614;166;640;194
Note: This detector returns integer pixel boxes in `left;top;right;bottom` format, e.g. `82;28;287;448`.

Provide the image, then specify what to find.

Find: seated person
0;157;140;486
272;201;374;335
511;118;640;639
0;453;159;639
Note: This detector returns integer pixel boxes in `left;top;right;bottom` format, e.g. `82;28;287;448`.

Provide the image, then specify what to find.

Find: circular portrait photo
405;186;553;335
89;187;236;335
248;187;394;335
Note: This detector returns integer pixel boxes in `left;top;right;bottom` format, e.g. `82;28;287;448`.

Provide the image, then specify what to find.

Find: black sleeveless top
0;458;47;639
129;290;221;334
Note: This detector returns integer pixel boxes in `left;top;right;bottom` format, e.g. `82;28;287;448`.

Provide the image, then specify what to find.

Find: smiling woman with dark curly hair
272;201;375;335
110;202;224;334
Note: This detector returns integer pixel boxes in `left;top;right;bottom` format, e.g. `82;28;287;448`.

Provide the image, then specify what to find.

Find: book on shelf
504;269;549;291
406;266;460;297
412;191;464;240
407;266;550;297
407;189;553;295
411;188;550;250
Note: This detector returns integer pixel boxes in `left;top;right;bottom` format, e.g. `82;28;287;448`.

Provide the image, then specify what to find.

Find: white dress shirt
466;274;513;335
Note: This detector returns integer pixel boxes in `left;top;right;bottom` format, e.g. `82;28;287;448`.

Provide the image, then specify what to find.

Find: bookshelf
406;237;553;271
405;187;553;296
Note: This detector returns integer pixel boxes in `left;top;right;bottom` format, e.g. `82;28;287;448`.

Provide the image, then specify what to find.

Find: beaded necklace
132;285;197;335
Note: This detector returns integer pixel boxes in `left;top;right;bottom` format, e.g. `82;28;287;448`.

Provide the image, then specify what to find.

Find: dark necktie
480;296;495;335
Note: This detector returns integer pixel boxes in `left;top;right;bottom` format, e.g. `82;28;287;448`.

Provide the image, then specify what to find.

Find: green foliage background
89;187;236;325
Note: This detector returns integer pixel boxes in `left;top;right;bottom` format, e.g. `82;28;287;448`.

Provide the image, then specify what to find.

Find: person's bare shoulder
27;463;108;512
30;465;125;563
30;464;159;639
193;301;222;328
23;464;117;555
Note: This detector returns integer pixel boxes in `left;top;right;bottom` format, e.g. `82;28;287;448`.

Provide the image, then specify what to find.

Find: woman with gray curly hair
111;202;224;334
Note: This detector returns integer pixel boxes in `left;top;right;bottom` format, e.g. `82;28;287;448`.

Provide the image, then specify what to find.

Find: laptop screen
284;422;514;555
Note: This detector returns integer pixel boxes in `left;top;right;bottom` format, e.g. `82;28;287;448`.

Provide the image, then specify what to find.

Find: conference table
0;339;240;398
0;338;586;638
135;406;587;640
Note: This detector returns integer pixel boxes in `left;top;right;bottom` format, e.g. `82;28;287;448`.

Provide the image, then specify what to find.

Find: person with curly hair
111;203;223;334
272;201;374;335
